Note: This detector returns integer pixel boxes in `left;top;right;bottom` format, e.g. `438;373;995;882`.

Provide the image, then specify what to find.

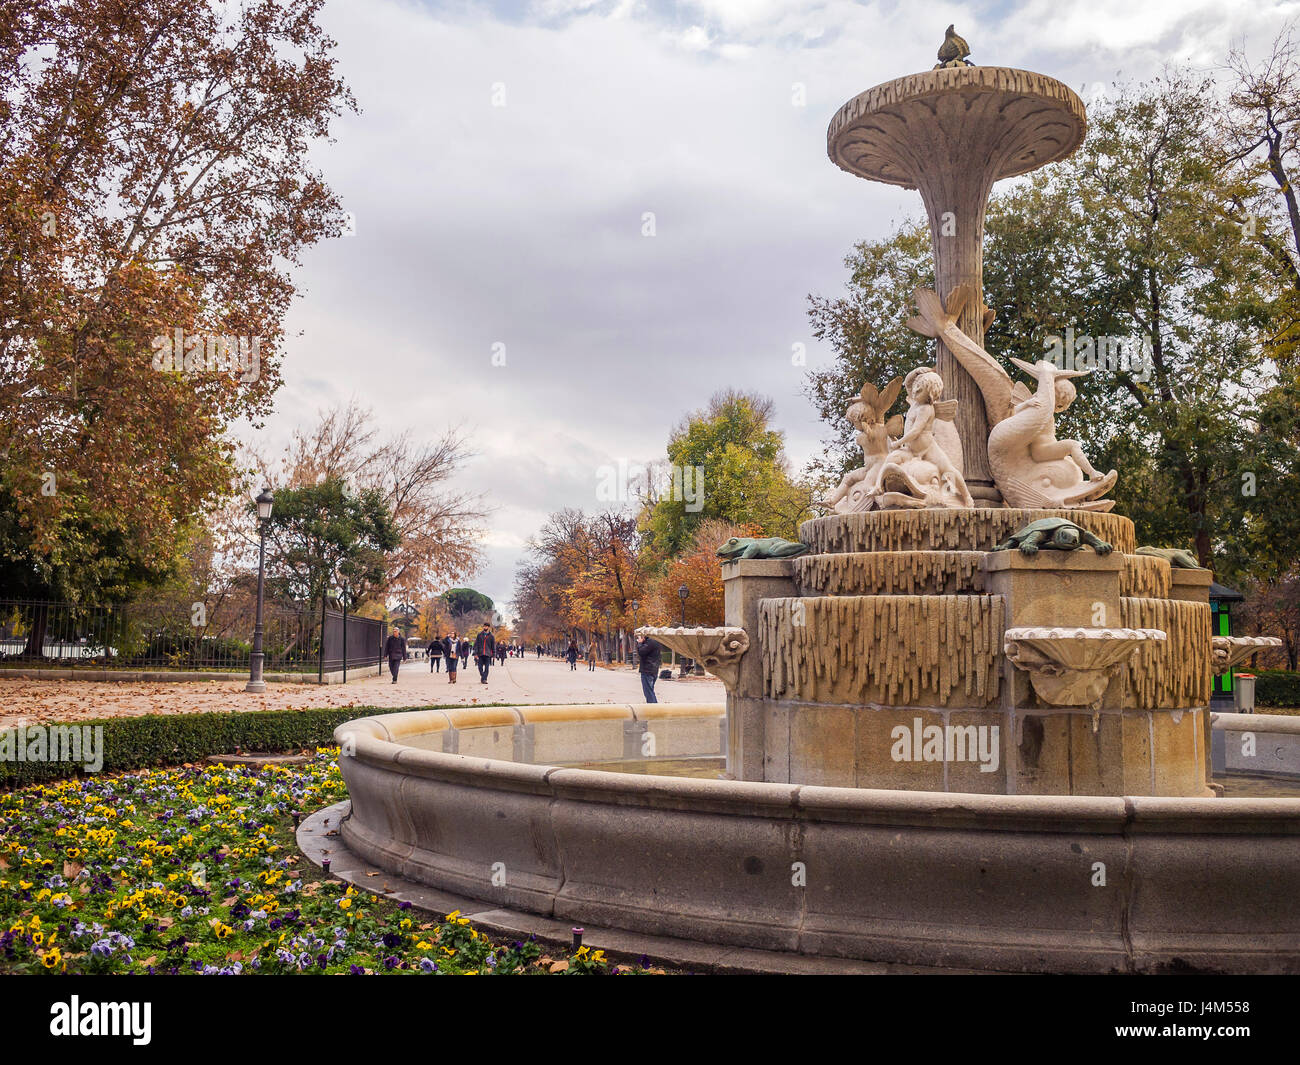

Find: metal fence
0;598;321;673
319;609;384;677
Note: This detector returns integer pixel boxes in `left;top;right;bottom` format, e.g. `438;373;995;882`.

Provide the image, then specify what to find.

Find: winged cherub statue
821;378;903;512
870;367;975;507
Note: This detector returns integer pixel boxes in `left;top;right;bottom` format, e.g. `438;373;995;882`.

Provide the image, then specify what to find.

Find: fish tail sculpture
907;284;1118;512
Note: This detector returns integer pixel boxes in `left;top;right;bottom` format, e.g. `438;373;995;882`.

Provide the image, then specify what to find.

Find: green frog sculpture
716;536;810;560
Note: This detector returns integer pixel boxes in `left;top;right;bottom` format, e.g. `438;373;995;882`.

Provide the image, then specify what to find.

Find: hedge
1254;671;1300;708
0;704;497;789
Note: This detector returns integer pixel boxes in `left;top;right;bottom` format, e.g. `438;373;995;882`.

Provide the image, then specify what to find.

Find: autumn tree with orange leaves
513;509;649;654
640;518;758;627
0;0;355;606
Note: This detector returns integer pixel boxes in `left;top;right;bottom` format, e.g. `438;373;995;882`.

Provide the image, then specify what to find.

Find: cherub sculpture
821;370;973;513
871;367;975;508
907;284;1118;511
821;379;903;512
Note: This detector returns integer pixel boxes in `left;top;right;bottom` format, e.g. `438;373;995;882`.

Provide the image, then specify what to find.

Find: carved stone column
721;558;795;781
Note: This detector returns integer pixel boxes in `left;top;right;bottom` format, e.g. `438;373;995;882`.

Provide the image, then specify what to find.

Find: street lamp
603;607;612;664
677;585;690;674
245;488;274;693
630;599;639;667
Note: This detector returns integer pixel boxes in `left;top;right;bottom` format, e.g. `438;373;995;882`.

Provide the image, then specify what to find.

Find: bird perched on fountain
935;25;972;68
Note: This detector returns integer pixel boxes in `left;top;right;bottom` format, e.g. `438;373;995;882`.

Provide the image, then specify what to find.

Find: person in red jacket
473;622;496;684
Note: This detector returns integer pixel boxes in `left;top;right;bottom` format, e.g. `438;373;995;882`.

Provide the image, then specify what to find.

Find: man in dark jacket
474;623;496;684
458;638;470;669
636;635;662;703
384;628;408;684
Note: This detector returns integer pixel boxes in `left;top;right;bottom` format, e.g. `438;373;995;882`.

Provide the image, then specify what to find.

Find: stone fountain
330;31;1300;973
644;33;1218;798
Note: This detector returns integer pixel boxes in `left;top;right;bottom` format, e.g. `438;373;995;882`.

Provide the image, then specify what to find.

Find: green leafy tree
262;478;399;609
642;390;813;556
441;587;494;624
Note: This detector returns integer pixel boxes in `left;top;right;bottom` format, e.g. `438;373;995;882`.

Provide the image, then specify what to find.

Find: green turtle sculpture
1135;546;1204;569
716;536;810;560
993;517;1112;557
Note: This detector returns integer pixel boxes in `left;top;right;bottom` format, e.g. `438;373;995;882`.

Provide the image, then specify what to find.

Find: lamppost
630;599;639;667
603;607;612;664
677;584;690;673
245;488;274;693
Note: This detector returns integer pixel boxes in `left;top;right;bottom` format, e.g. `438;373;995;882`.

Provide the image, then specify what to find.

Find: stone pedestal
722;558;794;781
1170;568;1213;604
717;512;1209;797
982;549;1122;629
982;550;1206;796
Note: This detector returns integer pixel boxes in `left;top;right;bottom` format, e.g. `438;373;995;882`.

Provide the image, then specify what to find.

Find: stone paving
0;656;723;727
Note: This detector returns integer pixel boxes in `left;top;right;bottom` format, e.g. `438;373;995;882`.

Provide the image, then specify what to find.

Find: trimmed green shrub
0;704;482;789
1254;671;1300;708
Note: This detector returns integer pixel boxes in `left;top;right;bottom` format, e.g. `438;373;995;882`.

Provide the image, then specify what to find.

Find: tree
441;587;493;626
1239;571;1300;670
261;477;399;610
262;400;487;598
0;0;355;604
417;596;449;641
642;518;759;627
642;390;813;556
512;508;649;652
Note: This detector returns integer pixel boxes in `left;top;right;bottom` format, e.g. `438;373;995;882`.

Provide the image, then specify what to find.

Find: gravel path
0;656;723;726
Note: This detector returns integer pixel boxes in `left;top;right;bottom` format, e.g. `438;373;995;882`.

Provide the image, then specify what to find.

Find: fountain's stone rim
827;66;1088;188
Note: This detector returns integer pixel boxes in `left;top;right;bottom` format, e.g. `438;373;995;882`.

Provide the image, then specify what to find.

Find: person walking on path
429;638;443;673
384;628;408;685
458;637;470;670
443;633;459;684
636;634;662;703
566;641;579;670
474;622;496;684
587;643;597;671
497;641;507;666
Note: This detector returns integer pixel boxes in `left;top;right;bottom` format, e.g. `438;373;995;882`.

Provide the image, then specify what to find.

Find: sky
247;0;1299;615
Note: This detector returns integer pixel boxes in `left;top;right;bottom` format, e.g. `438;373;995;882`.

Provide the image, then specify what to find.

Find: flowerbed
0;750;641;975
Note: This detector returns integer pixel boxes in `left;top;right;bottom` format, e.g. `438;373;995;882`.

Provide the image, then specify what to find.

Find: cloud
248;0;1296;612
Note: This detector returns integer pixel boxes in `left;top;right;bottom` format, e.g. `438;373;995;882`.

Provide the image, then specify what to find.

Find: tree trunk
23;602;48;658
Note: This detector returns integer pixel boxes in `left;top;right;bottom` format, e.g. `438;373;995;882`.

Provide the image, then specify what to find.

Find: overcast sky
244;0;1297;614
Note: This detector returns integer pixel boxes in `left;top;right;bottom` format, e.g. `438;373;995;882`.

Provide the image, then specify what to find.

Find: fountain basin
637;626;749;691
1003;626;1165;706
335;705;1300;974
1212;636;1284;675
